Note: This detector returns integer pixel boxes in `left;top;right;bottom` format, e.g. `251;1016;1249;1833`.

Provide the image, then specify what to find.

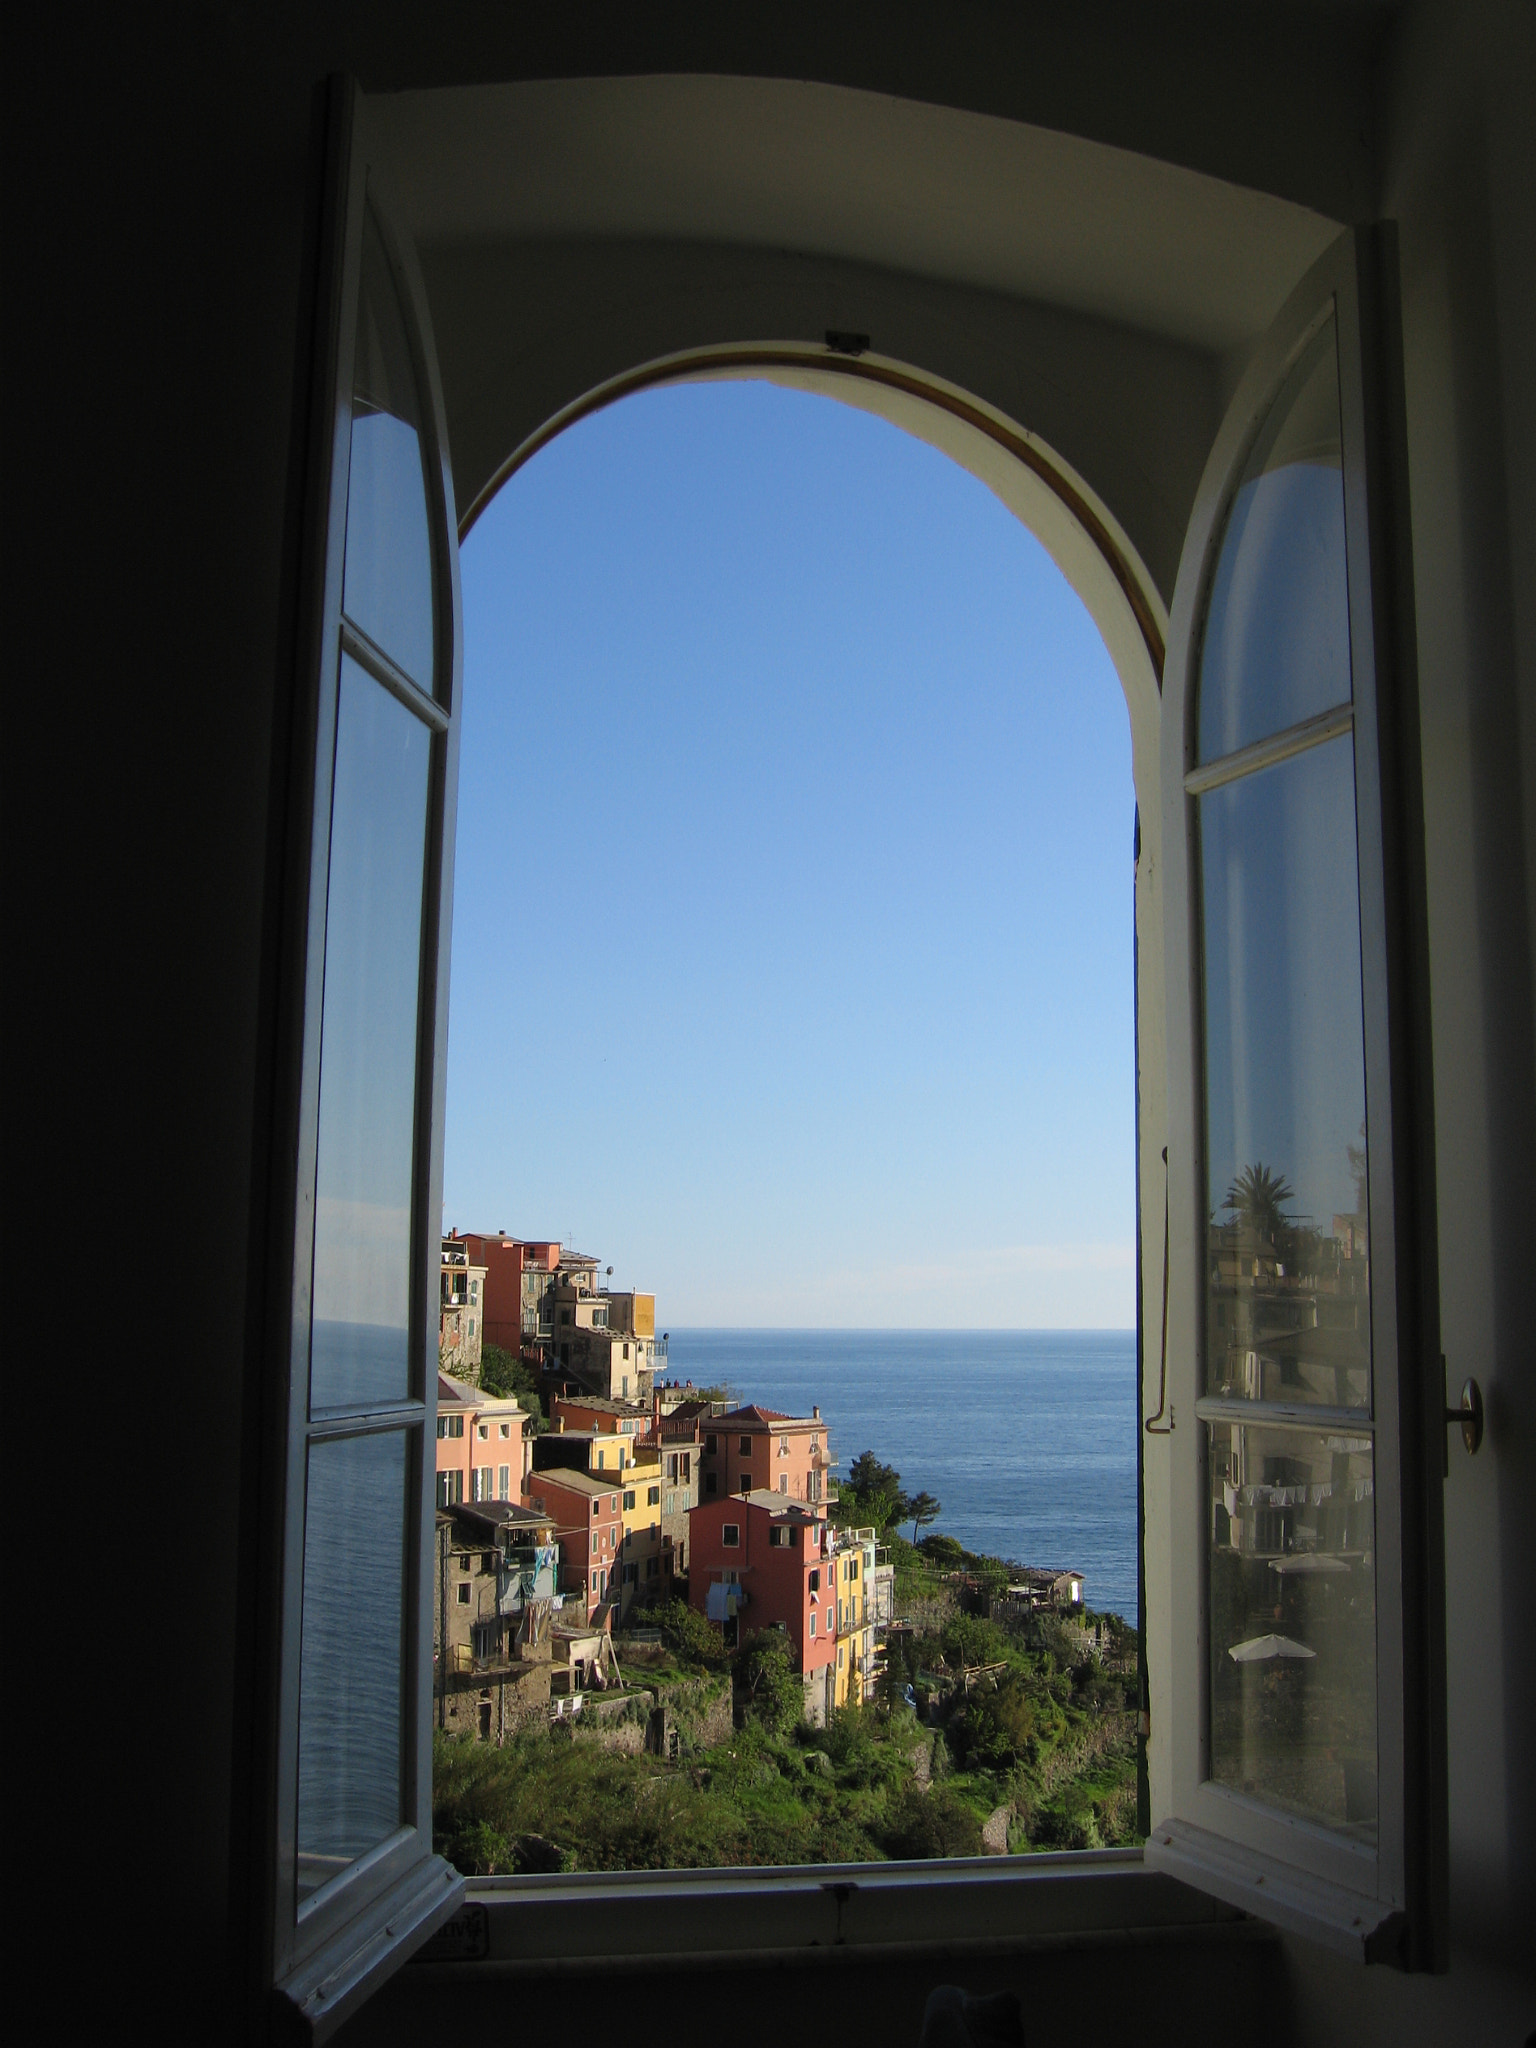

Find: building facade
700;1405;836;1505
435;1371;531;1507
439;1235;487;1378
688;1490;839;1725
524;1466;624;1619
433;1500;559;1742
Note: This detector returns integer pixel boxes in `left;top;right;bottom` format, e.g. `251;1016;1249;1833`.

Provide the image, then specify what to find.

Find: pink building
688;1490;838;1724
435;1371;531;1508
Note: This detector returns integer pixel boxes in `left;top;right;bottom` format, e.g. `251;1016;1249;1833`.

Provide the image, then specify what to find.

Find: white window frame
244;92;1450;2017
247;78;464;2038
1145;230;1446;1967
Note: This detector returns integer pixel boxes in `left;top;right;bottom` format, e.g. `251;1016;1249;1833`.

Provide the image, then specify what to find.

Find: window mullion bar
1184;701;1354;796
1195;1396;1373;1433
306;1401;426;1441
340;617;449;733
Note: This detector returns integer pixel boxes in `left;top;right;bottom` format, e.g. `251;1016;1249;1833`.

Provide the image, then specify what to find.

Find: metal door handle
1445;1375;1484;1456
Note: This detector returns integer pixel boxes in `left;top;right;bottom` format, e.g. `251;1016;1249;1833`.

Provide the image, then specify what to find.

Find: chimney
813;1405;820;1420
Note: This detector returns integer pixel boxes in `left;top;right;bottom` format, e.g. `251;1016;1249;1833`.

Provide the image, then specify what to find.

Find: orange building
699;1404;836;1507
453;1232;563;1355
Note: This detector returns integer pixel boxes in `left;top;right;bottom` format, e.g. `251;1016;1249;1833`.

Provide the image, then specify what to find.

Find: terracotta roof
443;1500;554;1535
717;1404;819;1427
527;1468;622;1498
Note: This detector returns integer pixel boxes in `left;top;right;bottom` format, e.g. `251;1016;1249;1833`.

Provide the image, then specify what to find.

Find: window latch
1443;1359;1484;1463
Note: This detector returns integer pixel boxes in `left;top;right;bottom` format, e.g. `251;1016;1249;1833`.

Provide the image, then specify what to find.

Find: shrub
479;1342;548;1430
734;1631;803;1734
882;1785;982;1861
651;1596;727;1668
957;1675;1036;1767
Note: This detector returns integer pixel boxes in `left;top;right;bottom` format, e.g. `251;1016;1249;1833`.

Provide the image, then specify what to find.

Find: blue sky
443;380;1136;1327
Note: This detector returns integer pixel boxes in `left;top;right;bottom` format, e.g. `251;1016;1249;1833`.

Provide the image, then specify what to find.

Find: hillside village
432;1231;1140;1868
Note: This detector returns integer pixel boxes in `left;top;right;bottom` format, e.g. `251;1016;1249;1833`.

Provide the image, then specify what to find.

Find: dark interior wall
344;1924;1289;2048
8;3;1532;2040
1376;0;1536;1990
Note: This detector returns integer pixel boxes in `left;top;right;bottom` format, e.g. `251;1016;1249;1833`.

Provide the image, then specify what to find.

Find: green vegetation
835;1450;910;1532
435;1542;1141;1874
478;1342;549;1431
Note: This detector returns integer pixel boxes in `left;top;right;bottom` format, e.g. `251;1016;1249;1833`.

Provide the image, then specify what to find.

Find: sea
664;1329;1139;1626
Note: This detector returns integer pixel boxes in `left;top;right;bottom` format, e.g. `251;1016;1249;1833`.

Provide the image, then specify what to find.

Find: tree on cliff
907;1491;941;1543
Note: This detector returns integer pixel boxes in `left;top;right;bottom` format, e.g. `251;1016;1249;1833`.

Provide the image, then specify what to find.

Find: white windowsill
413;1848;1249;1976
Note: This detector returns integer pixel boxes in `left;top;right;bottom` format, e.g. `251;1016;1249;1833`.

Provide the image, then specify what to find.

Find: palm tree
1224;1162;1294;1247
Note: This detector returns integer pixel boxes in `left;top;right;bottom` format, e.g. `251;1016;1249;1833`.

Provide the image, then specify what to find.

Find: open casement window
256;79;464;2037
1148;231;1447;1967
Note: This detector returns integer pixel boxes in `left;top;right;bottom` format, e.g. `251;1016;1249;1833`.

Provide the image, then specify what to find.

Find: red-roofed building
688;1490;839;1724
699;1405;836;1507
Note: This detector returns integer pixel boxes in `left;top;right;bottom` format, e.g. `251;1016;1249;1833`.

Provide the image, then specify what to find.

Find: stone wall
438;1658;552;1745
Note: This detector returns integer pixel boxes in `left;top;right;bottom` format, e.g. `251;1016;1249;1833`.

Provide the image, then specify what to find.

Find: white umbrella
1228;1632;1316;1663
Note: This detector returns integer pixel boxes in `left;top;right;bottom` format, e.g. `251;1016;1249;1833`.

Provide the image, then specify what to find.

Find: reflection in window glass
1207;1420;1376;1840
297;1430;409;1897
1198;315;1351;763
343;204;435;690
1199;736;1371;1410
310;656;431;1410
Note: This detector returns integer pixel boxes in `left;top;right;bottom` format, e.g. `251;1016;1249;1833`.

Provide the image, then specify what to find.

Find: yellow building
832;1528;879;1707
617;1444;665;1620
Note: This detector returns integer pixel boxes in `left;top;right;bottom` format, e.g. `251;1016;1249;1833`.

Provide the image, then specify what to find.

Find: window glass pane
297;1430;409;1898
310;655;431;1409
1199;735;1371;1409
1198;315;1351;762
343;204;435;691
1207;1418;1376;1841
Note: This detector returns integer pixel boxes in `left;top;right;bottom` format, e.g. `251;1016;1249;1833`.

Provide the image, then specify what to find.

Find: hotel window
498;1422;509;1439
623;1489;636;1511
648;1485;660;1506
808;1611;816;1637
476;1423;488;1440
437;1414;463;1440
738;1435;752;1456
809;1570;820;1593
251;81;1451;2012
722;1524;739;1548
740;1473;753;1492
497;1466;509;1499
1147;232;1445;1964
455;1584;470;1607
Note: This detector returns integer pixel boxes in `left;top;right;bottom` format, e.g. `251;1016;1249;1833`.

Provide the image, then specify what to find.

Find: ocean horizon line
661;1324;1136;1336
